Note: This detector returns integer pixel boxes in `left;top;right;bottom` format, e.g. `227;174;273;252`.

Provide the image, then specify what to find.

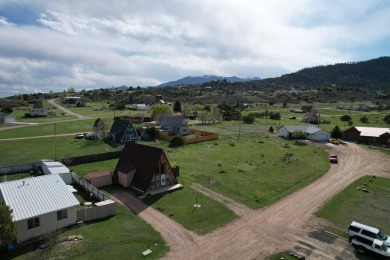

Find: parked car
85;133;97;140
75;133;84;139
329;155;338;163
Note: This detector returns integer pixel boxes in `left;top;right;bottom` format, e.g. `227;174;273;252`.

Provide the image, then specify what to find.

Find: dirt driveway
113;142;390;259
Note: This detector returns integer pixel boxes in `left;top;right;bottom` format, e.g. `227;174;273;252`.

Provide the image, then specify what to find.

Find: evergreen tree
0;201;17;246
331;125;343;139
173;101;182;113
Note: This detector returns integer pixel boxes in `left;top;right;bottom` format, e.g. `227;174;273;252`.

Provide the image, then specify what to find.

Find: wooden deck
139;183;184;198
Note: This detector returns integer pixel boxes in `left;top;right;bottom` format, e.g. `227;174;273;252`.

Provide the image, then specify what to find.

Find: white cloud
0;0;389;97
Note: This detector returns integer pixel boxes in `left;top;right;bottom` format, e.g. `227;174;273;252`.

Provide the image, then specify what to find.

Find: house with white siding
277;125;330;141
0;174;80;243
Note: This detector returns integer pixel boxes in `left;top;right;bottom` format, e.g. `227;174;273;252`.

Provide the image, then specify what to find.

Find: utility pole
53;123;57;160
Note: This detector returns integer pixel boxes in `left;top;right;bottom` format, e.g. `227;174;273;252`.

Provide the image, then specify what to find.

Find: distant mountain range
159;75;261;87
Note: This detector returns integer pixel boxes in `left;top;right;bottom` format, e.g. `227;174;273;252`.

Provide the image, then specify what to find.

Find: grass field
315;176;390;238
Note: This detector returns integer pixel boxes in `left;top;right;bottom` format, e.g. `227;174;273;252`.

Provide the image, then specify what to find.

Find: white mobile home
0;175;80;243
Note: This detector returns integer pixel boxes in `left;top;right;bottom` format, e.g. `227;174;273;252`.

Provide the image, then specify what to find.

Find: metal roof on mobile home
0;174;79;221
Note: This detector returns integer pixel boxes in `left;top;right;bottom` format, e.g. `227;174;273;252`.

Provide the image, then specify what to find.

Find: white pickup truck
351;237;390;257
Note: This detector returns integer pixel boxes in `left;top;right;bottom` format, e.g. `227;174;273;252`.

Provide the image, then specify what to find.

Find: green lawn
0;118;116;139
143;186;237;235
157;134;329;209
3;206;169;260
315;176;390;238
0;136;121;165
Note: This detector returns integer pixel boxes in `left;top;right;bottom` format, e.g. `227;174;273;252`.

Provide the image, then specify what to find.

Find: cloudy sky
0;0;389;97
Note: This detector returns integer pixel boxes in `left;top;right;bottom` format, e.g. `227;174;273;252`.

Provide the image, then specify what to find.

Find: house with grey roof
0;112;16;124
160;115;190;136
277;125;330;141
0;174;80;243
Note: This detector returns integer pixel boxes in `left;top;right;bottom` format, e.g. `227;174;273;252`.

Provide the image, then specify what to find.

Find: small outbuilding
41;160;72;184
84;171;112;188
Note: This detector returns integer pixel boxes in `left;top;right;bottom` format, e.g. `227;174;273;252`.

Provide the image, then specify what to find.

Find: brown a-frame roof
113;142;173;193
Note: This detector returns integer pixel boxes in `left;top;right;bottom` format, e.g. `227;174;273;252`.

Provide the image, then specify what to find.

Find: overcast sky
0;0;389;97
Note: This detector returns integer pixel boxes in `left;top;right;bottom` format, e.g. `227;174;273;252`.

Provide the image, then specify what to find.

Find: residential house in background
301;110;321;124
277;125;330;141
113;142;182;196
27;102;48;117
0;175;80;243
108;116;140;143
62;97;86;107
160;115;190;136
0;112;16;124
343;126;390;144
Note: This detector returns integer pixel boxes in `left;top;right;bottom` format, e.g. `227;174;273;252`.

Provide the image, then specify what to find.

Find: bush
360;115;368;123
340;114;352;122
169;135;185;147
269;111;281;120
242;114;255;124
383;114;390;124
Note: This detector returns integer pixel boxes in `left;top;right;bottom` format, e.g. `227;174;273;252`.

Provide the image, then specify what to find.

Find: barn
277;125;330;141
343;126;390;144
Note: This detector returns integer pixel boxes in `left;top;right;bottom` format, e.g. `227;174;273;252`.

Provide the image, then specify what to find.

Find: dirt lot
113;142;390;260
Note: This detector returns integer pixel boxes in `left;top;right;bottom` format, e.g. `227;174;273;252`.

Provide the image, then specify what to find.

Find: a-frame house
113;143;183;196
109;116;140;143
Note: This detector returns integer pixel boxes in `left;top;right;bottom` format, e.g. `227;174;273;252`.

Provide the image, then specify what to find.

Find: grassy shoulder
4;205;169;260
315;176;390;238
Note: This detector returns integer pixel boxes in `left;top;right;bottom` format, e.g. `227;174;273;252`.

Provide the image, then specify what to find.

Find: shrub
169;135;185;147
242;114;255;124
383;114;390;124
360;115;368;123
340;114;351;121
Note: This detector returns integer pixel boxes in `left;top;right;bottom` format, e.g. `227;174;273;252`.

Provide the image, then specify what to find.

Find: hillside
254;56;390;90
159;75;260;87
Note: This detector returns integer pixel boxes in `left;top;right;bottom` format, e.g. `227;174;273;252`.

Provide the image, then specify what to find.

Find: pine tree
331;125;342;139
173;101;182;113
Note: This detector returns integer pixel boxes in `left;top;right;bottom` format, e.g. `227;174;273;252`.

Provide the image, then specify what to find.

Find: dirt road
113;142;390;259
47;99;91;119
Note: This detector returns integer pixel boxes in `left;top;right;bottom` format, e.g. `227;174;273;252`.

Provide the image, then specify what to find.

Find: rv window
361;230;377;239
355;236;371;245
349;226;360;233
